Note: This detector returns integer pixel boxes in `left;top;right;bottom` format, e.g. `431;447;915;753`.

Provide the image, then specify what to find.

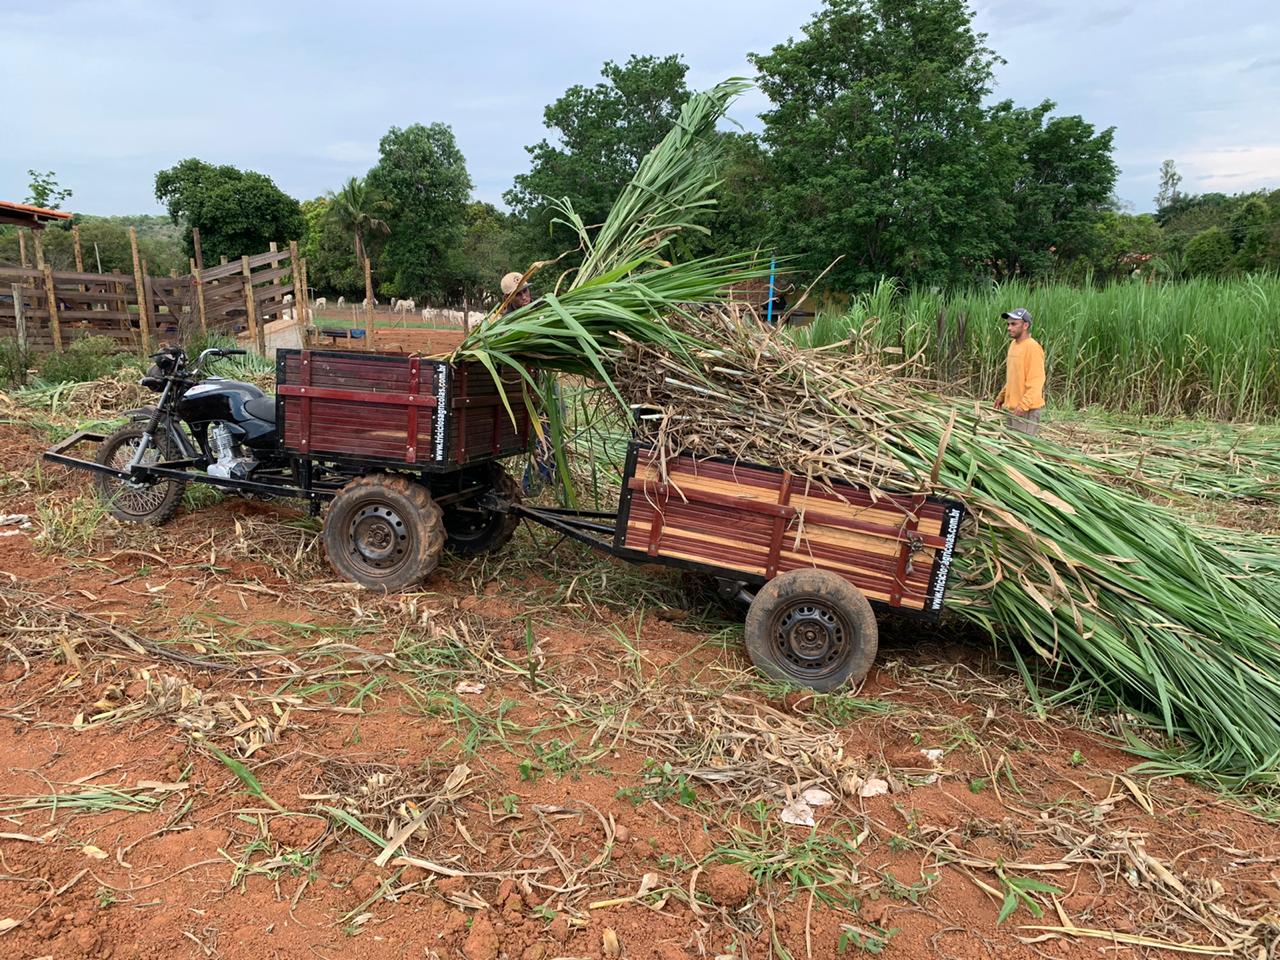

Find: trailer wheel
323;474;444;591
94;423;186;525
444;466;521;557
744;569;878;692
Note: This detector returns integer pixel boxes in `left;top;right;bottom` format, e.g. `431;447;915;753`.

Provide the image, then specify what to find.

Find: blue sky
2;0;1277;217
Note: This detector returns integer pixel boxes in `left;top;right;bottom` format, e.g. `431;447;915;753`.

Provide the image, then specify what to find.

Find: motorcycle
94;345;285;523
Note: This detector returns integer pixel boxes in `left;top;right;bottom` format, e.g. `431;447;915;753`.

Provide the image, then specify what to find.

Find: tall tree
301;197;364;297
751;0;1002;289
26;170;72;210
505;55;692;264
1155;159;1183;212
154;159;304;263
366;123;472;299
447;202;522;303
325;177;390;271
983;100;1117;278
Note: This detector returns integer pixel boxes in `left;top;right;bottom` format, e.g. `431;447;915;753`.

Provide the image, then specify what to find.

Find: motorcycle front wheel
94;423;187;524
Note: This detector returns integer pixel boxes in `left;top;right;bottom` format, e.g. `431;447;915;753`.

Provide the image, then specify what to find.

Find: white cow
394;298;417;314
337;296;346;307
283;293;294;304
421;308;430;321
314;297;327;310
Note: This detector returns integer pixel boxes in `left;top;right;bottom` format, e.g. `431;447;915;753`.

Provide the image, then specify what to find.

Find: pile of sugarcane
457;81;1280;786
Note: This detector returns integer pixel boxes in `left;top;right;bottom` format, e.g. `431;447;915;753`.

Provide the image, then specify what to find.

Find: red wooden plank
277;383;439;408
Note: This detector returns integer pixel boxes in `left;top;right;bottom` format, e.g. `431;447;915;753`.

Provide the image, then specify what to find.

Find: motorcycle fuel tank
175;379;278;451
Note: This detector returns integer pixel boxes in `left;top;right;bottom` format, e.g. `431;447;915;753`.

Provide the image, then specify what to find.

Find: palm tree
326;177;390;300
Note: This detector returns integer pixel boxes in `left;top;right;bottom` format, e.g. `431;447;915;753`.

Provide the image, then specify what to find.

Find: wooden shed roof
0;201;74;229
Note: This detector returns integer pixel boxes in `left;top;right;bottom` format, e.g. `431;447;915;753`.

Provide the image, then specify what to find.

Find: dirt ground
2;418;1279;960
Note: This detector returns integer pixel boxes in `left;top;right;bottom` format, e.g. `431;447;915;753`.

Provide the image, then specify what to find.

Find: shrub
37;336;132;384
1183;227;1234;277
0;338;31;387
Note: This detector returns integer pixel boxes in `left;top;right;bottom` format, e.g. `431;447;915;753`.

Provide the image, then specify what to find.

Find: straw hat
500;272;527;296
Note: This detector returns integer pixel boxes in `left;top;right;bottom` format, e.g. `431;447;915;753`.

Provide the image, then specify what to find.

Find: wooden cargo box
616;445;964;617
276;348;529;468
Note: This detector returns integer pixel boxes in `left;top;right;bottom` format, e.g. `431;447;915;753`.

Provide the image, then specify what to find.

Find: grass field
793;273;1280;421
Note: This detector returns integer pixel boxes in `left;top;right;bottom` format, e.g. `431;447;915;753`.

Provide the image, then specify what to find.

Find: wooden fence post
192;228;205;272
72;225;84;272
129;227;153;355
363;257;376;350
268;242;282;324
32;230;44;270
18;229;28;268
190;258;208;336
299;256;311;349
11;284;26;354
288;241;304;347
42;264;63;353
242;255;262;354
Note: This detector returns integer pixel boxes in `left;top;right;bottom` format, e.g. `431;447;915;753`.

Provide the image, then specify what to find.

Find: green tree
444;202;522;304
300;197;364;297
26;170;73;210
704;132;775;256
324;176;390;273
983;100;1117;278
1183;226;1234;276
1090;211;1165;279
751;0;1002;289
154;159;304;263
0;215;182;275
1155;159;1182;212
366;123;472;299
505;55;692;264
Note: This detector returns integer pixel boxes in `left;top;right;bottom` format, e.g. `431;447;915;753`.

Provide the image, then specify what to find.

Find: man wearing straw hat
499;271;533;314
994;307;1046;437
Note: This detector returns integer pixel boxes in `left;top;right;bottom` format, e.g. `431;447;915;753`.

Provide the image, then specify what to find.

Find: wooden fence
0;235;305;356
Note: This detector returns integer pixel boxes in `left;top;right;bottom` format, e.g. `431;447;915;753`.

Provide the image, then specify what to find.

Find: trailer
44;345;964;690
512;444;964;690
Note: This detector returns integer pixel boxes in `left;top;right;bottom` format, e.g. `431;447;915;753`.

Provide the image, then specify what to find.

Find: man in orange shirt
993;307;1046;437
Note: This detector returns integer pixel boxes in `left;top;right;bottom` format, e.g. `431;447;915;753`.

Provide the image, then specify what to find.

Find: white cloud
1180;144;1280;193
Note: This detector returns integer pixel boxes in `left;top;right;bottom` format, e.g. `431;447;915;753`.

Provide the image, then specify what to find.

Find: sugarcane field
4;4;1280;960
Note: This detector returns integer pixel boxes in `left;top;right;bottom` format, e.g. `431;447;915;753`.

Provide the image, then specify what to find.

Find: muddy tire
323;474;444;591
443;466;521;557
94;423;186;525
744;569;878;692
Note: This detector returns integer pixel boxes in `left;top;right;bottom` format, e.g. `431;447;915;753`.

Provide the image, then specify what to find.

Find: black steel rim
348;500;410;572
103;437;172;517
769;596;852;680
444;506;499;545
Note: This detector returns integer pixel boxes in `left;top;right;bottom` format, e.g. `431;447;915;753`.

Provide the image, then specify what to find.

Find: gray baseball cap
1001;307;1033;324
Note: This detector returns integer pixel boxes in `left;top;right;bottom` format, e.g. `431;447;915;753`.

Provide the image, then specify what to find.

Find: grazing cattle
314;297;327;310
394;298;417;314
337;296;345;307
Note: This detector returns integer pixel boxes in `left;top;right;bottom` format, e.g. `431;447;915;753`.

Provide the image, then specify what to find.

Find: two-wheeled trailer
509;445;965;690
44;346;965;691
44;346;532;591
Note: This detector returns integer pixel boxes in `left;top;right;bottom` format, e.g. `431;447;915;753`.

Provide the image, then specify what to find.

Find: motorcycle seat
244;396;277;423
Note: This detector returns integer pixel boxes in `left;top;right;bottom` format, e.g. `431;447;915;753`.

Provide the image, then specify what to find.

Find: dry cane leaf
602;928;621;957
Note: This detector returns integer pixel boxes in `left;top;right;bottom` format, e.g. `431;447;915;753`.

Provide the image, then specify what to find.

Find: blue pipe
766;256;777;325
